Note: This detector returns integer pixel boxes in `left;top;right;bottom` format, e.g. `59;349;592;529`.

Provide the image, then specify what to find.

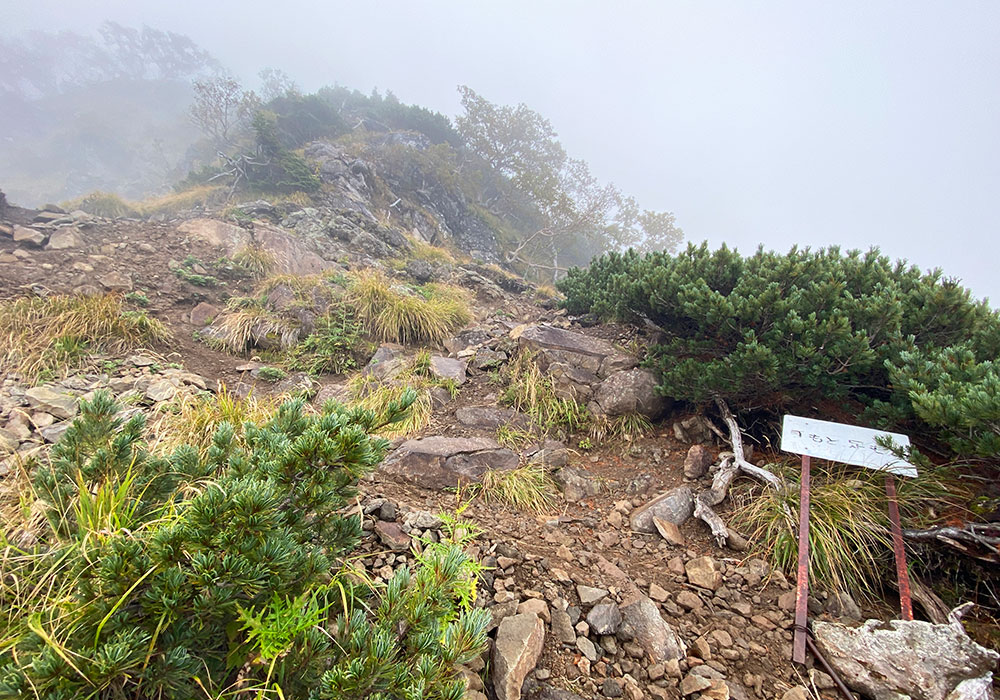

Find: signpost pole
884;474;914;621
792;454;811;664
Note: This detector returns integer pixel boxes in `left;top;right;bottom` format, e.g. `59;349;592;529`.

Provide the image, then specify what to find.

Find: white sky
3;0;999;304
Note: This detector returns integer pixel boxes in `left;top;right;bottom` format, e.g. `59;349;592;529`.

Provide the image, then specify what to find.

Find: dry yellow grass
0;293;169;379
350;270;472;345
64;185;225;219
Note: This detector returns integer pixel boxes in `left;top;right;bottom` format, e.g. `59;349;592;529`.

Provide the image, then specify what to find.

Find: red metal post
793;454;811;664
885;473;914;621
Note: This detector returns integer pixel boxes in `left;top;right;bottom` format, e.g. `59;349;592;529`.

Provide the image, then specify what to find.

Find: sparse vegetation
501;351;589;436
0;293;169;379
495;425;538;449
257;366;287;382
123;290;149;307
733;460;960;600
152;385;281;455
350;270;472;345
64;185;225;219
287;306;369;376
480;464;558;514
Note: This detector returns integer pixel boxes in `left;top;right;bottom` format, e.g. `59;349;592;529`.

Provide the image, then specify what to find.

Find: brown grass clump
0;293;169;379
232;245;277;279
350;270;472;345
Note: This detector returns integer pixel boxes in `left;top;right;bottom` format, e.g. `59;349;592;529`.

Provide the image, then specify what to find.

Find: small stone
685;556;722;591
682;444;714;479
577;636;599;661
24;386;78;420
99;271;133;291
586;602;622;636
374;520;410;551
145;380;177;403
676;591;703;611
780;686;809;700
681;673;712;695
189;302;219;326
577;585;608;605
601;678;623;698
493;614;545;700
551;609;577;645
649;583;670;602
517;598;550;622
652;517;685;546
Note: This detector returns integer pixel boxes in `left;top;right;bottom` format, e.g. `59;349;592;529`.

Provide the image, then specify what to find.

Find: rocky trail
1;201;996;700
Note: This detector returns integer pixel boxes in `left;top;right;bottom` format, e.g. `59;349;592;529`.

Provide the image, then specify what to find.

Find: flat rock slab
493;613;545;700
45;227;83;250
512;324;630;376
380;436;518;489
619;592;686;664
13;225;47;247
814;618;999;700
456;406;530;430
24;386;78;420
429;356;468;385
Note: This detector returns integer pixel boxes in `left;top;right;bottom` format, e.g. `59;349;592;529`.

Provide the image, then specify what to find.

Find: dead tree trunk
693;398;787;547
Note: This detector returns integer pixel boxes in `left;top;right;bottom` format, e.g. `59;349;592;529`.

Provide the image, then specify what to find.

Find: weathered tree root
693;397;787;547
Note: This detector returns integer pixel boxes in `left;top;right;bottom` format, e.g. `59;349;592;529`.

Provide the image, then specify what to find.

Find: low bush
288;306;370;376
558;243;1000;460
0;293;169;379
0;390;488;699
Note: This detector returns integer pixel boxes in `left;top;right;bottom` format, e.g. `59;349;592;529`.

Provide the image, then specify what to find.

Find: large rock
364;344;407;380
380;436;518;489
24;386;78;420
493;613;545;700
511;325;618;375
13;225;47;247
593;368;669;419
45;227;83;250
619;592;686;664
813;618;999;700
630;486;695;533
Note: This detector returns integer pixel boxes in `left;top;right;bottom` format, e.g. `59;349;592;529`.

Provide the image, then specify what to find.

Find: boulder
24;386;78;420
473;348;507;370
630;487;695;533
444;328;494;354
428;356;468;386
813;618;999;700
45;227;83;250
548;362;599;402
380;436;518;489
683;444;714;479
13;225;47;247
593;368;669;419
493;613;545;700
364;344;407;380
525;440;568;468
145;380;177;403
619;592;686;664
406;259;434;282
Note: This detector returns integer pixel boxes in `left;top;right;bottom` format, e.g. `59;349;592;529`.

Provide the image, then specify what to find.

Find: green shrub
288;306;369;376
559;244;1000;458
257;366;287;382
0;390;488;699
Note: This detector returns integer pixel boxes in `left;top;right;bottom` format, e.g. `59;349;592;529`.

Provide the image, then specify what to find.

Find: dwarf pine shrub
0;390;488;699
558;243;1000;460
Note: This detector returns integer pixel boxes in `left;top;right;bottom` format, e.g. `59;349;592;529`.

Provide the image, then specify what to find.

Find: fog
3;1;999;303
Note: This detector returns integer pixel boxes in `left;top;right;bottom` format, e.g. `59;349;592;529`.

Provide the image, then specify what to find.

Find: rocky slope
1;201;995;700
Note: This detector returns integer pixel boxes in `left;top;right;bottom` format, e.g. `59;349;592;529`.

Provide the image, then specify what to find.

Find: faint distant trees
189;76;260;148
456;85;682;277
258;68;299;102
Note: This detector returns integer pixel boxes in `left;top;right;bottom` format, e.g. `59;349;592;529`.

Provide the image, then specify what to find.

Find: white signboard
780;415;918;477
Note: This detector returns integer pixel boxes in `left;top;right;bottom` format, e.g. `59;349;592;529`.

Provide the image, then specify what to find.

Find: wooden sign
781;415;918;478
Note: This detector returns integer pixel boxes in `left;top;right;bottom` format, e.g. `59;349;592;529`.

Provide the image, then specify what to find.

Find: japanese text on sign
780;415;918;477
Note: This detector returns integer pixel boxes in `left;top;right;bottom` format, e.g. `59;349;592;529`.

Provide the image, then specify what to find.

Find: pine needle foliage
0;293;169;379
0;389;487;699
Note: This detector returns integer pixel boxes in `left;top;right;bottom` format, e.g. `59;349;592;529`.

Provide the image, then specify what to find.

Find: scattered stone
551;610;577;645
99;271;133;291
685;556;722;591
576;636;599;662
555;466;600;502
577;585;608;605
780;687;809;700
512;325;618;375
826;590;862;621
630;487;695;533
649;583;670;603
619;592;686;663
0;428;18;455
145;380;177;403
190;302;219;326
652;517;685;546
24;386;78;420
373;520;410;551
683;444;713;479
428;356;468;385
455;406;528;430
39;423;70;444
518;598;550;623
676;590;703;612
493;613;546;700
601;678;623;698
681;673;712;696
586;603;622;636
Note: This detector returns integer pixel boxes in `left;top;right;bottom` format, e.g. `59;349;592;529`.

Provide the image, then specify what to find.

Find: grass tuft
733;461;962;601
345;375;433;439
232;245;277;279
480;464;558;514
0;294;169;379
350;270;472;345
501;351;588;436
